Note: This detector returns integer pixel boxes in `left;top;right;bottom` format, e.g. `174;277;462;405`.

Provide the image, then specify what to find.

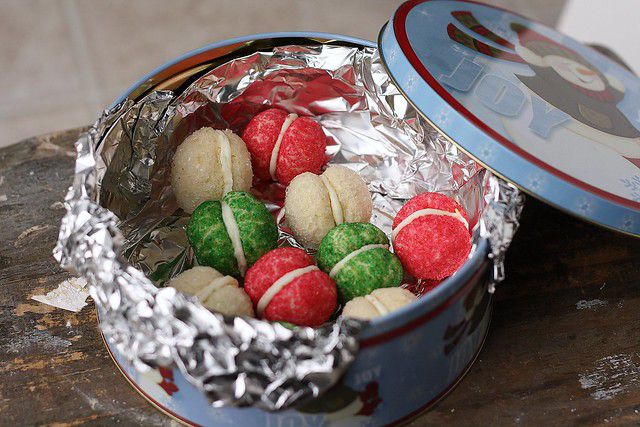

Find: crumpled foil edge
54;97;365;410
54;44;523;411
480;174;525;292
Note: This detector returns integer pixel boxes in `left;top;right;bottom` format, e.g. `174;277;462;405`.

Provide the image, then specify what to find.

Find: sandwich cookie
186;191;278;277
392;192;472;280
244;247;337;327
285;165;373;249
342;287;417;320
171;127;252;213
317;223;403;303
242;108;327;184
169;266;254;317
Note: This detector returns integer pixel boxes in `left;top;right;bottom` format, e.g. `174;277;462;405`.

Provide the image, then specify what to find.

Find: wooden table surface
0;128;638;426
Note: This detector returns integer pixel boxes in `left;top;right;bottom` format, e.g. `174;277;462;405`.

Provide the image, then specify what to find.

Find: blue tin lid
380;0;640;236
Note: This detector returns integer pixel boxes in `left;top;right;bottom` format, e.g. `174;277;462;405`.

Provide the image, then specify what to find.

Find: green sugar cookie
316;222;403;302
186;191;278;277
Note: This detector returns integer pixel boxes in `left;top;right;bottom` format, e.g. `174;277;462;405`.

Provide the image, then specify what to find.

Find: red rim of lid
392;0;640;211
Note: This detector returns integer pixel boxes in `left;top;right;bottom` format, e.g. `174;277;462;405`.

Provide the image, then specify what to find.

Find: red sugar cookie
242;108;327;185
244;247;337;326
392;193;472;280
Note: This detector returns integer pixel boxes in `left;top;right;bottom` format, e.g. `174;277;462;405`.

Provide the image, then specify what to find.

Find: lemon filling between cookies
392;208;469;242
269;113;298;180
221;202;248;276
364;293;390;315
195;276;236;301
329;244;388;278
219;131;234;195
320;174;345;225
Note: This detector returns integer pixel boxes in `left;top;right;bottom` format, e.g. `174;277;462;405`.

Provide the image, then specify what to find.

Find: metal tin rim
111;32;377;107
100;299;492;426
99;330;193;427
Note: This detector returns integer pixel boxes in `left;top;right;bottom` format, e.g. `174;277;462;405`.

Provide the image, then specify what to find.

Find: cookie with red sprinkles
241;108;327;184
392;192;472;280
244;247;337;327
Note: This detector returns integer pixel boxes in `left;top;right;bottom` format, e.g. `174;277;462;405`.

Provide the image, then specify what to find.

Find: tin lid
380;0;640;236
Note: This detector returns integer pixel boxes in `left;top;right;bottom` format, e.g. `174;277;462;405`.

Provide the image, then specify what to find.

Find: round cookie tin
103;32;495;426
380;0;640;236
95;1;637;425
102;255;491;426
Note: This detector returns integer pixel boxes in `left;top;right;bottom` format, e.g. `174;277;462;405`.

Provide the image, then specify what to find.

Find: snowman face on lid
545;55;606;91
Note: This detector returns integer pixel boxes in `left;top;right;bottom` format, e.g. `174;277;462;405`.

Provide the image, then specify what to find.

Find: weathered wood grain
411;196;640;426
0;130;169;426
0;128;638;426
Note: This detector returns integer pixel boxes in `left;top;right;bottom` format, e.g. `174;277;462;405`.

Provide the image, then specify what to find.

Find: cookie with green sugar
186;191;278;277
316;222;403;302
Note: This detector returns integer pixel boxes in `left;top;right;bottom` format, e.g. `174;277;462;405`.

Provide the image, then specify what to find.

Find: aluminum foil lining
54;42;523;410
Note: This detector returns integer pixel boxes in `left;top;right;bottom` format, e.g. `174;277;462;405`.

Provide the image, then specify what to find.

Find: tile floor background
0;0;566;147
